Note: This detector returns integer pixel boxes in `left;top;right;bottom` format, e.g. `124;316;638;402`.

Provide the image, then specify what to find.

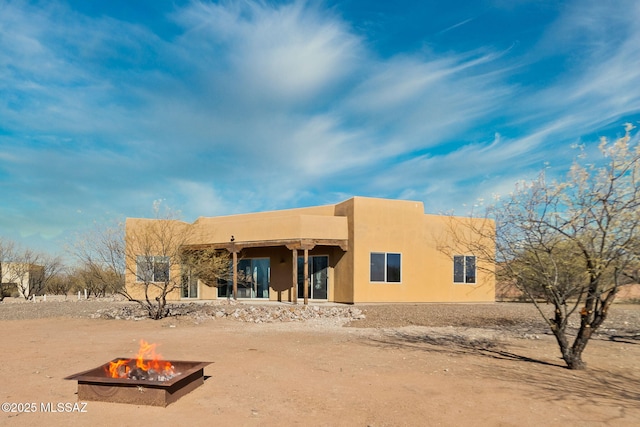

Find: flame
105;339;174;379
106;358;130;378
135;340;174;374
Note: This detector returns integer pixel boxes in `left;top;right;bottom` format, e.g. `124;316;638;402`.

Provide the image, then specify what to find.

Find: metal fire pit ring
65;359;211;407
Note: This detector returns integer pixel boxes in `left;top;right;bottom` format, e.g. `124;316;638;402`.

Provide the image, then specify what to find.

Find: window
453;255;476;284
370;252;401;283
136;256;170;282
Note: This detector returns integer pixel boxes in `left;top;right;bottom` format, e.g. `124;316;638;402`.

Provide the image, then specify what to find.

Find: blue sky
1;0;640;258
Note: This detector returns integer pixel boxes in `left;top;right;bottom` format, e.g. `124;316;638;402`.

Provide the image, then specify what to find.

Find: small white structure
1;262;45;299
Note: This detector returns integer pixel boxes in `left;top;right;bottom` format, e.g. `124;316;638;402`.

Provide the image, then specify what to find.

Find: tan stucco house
125;197;495;303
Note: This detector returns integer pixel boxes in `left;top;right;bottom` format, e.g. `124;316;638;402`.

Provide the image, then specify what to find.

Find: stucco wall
333;199;355;303
188;204;343;245
347;197;494;303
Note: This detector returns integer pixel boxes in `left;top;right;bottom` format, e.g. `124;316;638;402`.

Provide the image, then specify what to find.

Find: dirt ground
1;301;639;426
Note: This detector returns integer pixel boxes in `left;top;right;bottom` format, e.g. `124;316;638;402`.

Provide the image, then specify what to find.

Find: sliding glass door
297;255;328;300
217;258;270;298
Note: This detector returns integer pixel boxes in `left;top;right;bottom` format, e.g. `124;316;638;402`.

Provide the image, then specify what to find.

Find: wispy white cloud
172;0;363;107
437;17;475;35
0;13;161;140
509;0;640;135
1;0;640;256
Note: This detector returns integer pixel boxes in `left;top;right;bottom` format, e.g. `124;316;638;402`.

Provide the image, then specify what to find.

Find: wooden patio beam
183;238;348;252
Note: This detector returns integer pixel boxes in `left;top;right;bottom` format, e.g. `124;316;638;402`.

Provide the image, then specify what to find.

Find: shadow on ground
367;330;640;408
369;330;561;368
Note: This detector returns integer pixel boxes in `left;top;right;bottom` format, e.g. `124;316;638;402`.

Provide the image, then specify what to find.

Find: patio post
291;248;298;304
231;237;237;300
303;248;309;305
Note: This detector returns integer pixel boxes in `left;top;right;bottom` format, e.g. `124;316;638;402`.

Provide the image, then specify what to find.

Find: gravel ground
0;297;637;341
0;298;128;321
349;303;640;340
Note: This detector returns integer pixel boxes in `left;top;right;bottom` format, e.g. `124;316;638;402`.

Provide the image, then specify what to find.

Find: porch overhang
183;238;348;252
184;214;349;252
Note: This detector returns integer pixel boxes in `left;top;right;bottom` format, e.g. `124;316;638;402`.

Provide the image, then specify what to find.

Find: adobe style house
125;197;495;304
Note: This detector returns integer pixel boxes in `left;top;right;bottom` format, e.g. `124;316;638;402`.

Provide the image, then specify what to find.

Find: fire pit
65;341;211;407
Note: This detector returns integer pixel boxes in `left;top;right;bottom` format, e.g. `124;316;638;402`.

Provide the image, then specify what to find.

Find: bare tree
30;253;64;298
10;249;43;299
71;221;126;297
0;238;17;300
72;203;231;318
441;124;640;370
9;250;64;299
122;203;192;319
0;239;65;300
45;267;74;296
67;262;123;297
0;241;39;300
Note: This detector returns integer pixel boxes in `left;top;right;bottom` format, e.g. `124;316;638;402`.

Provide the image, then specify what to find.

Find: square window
136;255;170;282
370;252;401;283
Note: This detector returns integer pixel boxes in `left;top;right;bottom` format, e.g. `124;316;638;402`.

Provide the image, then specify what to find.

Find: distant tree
67;262;123;297
0;239;65;300
11;251;64;299
71;221;126;297
441;124;640;370
32;253;64;297
0;238;18;301
45;268;74;296
10;249;42;299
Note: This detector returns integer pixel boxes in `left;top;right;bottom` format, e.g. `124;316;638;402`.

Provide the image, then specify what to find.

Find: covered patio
183;213;349;304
